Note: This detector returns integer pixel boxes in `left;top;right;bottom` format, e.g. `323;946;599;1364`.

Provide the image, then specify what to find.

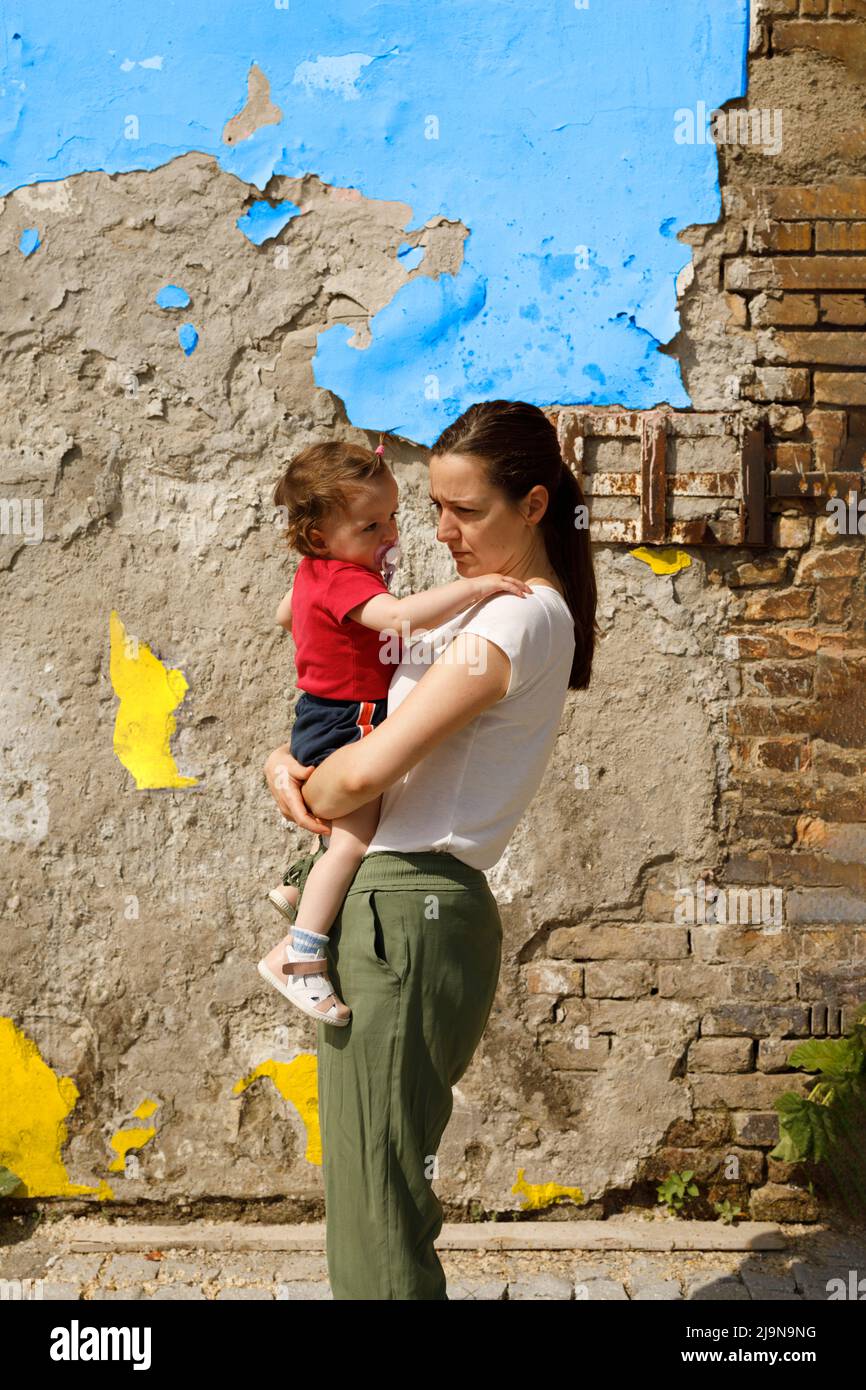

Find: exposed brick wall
527;9;866;1220
665;52;866;1209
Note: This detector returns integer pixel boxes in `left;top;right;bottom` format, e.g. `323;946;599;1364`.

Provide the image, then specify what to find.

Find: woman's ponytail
541;462;598;689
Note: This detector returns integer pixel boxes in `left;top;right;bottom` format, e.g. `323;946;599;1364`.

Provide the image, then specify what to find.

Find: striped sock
290;927;329;958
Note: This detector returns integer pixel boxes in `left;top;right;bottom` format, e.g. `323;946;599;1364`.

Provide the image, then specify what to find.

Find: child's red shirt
291;557;392;700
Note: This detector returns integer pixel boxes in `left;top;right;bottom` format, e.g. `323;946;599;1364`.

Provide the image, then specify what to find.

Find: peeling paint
232;1055;321;1165
0;0;749;445
236;199;301;246
629;546;693;576
107;1099;160;1173
512;1167;585;1211
0;1018;114;1199
155;284;190;309
108;1126;157;1173
18;227;39;256
177;323;199;356
109;610;199;790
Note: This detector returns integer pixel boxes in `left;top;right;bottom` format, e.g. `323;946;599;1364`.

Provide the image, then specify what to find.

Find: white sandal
267;888;298;922
257;949;352;1027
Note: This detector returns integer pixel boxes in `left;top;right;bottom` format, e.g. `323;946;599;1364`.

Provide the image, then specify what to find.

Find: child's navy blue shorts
290;691;388;767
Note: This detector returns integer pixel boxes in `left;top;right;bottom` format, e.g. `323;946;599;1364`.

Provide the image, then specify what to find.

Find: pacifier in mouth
375;540;402;583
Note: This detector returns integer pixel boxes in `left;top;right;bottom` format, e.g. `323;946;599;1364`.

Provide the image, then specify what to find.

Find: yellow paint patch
233;1055;321;1164
109;610;198;789
0;1018;113;1199
629;546;692;576
132;1099;159;1121
512;1167;585;1211
107;1102;159;1173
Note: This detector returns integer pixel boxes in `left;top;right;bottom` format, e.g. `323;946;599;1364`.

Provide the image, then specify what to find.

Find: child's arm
346;573;532;637
275;587;294;632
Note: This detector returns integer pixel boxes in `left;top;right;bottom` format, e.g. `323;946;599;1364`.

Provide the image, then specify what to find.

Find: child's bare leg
261;798;381;1016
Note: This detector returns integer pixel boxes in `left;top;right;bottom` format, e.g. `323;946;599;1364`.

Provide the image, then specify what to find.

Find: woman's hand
263;744;332;836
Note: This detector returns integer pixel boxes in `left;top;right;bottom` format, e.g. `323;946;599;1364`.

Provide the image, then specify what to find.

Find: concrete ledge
68;1219;786;1254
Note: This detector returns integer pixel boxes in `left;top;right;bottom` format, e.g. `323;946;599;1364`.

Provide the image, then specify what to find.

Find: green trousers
283;846;503;1300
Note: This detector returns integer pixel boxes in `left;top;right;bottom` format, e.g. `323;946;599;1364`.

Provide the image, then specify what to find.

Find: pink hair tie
375;442;385;456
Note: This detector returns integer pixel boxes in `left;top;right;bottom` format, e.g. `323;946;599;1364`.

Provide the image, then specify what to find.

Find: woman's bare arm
301;632;511;821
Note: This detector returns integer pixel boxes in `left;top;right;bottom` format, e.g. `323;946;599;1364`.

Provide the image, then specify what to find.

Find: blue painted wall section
0;1;748;446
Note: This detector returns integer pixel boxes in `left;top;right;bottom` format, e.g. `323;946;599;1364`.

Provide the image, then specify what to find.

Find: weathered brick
523;961;584;995
735;629;813;659
799;925;855;959
748;220;812;252
829;0;866;15
727;255;866;291
819;293;866;324
742;586;813;620
774;331;866;365
814;371;866;404
776;532;818;574
815;220;866;251
729;964;799;1000
800;962;866;1000
729;556;790;584
702;1003;811;1034
666;1112;732;1146
657;962;731;999
744;663;814;698
741;367;810;401
812;653;866;740
733;809;798;845
644;1146;763;1182
724;292;749;327
547;924;688;960
816;577;854;623
757;1038;802;1071
749;1183;820;1222
787;887;866;922
584;961;654;998
796;818;866;861
688;1038;754;1072
585;997;701;1036
726;703;811;739
800;0;828;14
804;406;847;468
768;405;807;433
795;544;863;581
690;1073;811;1108
742;176;866;221
753;735;811;769
756;0;798;12
691;926;798;964
773;20;866;79
732;1111;782;1145
751;292;818;326
768;441;812;471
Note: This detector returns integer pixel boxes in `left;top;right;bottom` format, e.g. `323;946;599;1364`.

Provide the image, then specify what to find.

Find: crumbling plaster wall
0;146;736;1210
5;0;860;1217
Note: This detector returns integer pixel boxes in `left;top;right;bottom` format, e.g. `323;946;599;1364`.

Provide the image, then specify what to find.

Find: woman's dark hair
431;400;598;690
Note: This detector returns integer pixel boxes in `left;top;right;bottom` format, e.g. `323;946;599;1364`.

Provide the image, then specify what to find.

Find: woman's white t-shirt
364;582;576;871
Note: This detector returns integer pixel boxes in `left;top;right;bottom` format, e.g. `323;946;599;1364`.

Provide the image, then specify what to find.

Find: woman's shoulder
468;582;571;633
457;583;573;691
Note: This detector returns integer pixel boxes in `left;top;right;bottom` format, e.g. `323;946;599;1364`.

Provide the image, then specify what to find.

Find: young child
257;436;531;1027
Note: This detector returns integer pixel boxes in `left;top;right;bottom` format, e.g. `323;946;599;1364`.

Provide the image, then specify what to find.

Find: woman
263;399;598;1299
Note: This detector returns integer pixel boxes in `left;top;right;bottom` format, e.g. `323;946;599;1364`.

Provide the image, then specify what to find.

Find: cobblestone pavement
2;1219;864;1301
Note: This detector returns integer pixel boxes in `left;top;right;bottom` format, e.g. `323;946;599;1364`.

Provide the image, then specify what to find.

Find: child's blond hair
273;441;389;558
